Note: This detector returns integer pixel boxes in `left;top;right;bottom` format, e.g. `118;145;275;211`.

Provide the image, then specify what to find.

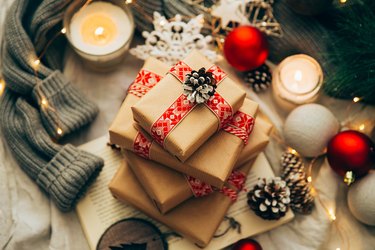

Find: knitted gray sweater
0;0;104;211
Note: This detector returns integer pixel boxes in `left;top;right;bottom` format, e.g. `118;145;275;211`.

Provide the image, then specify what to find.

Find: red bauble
224;26;269;71
232;239;262;250
327;130;374;183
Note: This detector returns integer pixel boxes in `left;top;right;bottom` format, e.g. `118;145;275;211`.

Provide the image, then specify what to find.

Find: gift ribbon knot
150;61;233;146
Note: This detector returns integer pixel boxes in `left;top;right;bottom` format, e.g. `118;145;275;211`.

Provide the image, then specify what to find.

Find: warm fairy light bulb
61;27;67;34
353;97;360;103
336;248;341;250
0;79;5;96
328;209;336;221
339;0;346;3
57;128;63;135
125;0;132;3
33;59;41;67
288;148;297;155
41;98;48;107
359;124;365;131
307;176;312;183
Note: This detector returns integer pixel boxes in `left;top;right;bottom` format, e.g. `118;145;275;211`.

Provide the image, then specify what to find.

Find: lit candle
272;54;323;111
64;1;134;70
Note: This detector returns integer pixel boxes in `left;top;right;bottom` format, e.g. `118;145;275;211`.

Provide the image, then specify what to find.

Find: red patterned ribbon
223;111;255;145
186;170;247;201
133;132;152;159
185;176;214;197
128;69;163;97
150;61;233;146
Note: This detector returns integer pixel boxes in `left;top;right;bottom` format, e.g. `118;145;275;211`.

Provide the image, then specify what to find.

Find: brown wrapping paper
109;58;262;188
109;159;254;247
124;116;272;214
132;50;246;161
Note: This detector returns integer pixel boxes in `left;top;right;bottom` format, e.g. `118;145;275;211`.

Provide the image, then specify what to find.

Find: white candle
64;1;134;70
272;54;323;110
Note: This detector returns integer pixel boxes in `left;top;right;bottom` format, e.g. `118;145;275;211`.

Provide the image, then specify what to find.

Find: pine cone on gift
183;67;217;104
244;64;272;92
281;152;304;178
284;171;314;214
281;151;315;214
247;177;291;220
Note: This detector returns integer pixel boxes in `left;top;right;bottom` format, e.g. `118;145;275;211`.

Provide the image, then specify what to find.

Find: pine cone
285;171;314;214
244;64;272;92
247;177;290;220
183;67;217;104
281;151;304;178
281;151;315;214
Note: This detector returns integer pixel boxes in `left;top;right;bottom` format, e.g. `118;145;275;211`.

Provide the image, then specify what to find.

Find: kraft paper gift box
124;117;272;214
131;50;246;162
109;57;259;187
109;158;254;247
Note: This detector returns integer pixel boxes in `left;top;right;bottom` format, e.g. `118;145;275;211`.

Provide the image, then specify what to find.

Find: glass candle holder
272;54;323;111
64;0;134;71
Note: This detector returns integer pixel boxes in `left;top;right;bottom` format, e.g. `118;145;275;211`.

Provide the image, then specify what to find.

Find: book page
77;136;293;250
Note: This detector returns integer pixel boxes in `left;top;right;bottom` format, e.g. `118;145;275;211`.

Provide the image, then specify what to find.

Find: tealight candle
272;54;323;111
64;0;134;71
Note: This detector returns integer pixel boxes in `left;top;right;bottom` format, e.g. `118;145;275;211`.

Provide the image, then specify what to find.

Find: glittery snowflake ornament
130;12;218;65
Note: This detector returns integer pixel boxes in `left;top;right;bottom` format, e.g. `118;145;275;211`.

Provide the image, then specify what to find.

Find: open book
77;136;293;250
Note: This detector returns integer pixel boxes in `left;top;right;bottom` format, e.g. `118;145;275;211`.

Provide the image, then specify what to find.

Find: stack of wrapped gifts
108;51;274;247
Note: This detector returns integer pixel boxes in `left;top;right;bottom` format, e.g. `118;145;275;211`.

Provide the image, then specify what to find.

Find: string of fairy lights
0;0;367;249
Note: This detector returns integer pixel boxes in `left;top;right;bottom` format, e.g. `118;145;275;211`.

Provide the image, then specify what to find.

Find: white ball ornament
283;104;339;157
348;172;375;226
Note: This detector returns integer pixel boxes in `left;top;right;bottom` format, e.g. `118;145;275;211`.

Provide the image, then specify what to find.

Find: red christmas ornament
223;26;269;72
232;239;262;250
327;130;375;185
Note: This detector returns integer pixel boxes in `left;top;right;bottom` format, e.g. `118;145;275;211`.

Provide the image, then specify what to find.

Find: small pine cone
247;177;290;220
243;64;272;92
285;171;314;214
183;67;217;104
281;151;304;178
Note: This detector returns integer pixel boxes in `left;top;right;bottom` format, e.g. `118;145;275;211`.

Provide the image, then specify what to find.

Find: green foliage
323;0;375;104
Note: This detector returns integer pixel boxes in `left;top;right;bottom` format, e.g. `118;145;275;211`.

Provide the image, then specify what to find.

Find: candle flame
94;26;105;37
294;70;303;81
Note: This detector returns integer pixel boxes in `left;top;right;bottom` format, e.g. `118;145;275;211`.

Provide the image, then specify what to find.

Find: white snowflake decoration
130;12;218;66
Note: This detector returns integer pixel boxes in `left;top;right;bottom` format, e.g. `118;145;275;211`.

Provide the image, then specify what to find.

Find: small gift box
109;158;254;247
124;116;271;214
131;50;246;161
109;58;258;187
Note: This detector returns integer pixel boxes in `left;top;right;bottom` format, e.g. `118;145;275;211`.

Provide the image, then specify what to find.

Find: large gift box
109;57;259;187
131;50;246;162
109;158;254;247
124;117;272;214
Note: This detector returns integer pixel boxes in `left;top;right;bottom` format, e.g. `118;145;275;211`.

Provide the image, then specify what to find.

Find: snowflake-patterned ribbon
128;69;163;97
150;61;232;146
223;111;255;145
